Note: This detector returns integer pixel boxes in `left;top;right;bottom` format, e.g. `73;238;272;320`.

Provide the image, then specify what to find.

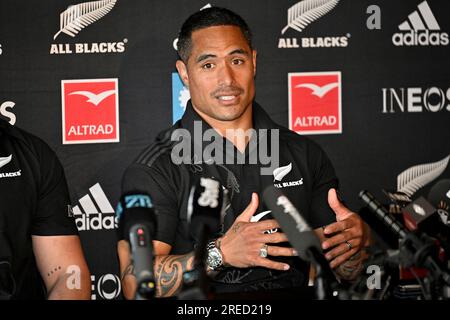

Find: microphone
117;193;156;300
402;196;439;232
428;179;450;227
359;190;450;287
262;186;338;299
427;179;450;257
359;190;408;239
179;177;224;299
187;177;225;242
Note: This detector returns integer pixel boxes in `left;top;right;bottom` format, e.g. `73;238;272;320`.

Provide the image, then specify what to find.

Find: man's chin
212;105;247;121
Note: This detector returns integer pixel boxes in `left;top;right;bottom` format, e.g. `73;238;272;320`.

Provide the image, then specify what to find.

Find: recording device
426;179;450;256
187;177;225;242
428;179;450;227
117;193;156;300
359;190;450;295
402;197;438;232
179;177;225;299
262;186;338;300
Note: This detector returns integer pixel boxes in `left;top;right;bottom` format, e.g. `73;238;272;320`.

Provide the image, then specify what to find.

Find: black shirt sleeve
307;141;339;229
121;163;179;246
30;137;78;236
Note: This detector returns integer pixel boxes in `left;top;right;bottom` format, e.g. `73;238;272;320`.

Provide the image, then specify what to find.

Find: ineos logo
382;87;450;113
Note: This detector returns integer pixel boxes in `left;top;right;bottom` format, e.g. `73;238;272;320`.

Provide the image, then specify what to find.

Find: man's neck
193;105;253;153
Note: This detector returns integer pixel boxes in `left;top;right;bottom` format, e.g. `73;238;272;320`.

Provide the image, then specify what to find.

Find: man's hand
319;188;371;269
220;193;297;271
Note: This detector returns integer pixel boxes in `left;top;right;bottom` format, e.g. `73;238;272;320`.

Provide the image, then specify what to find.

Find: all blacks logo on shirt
273;163;304;189
0;154;21;179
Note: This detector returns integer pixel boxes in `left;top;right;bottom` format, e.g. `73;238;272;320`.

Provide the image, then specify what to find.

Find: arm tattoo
154;253;194;297
47;266;62;277
121;263;135;281
335;251;365;281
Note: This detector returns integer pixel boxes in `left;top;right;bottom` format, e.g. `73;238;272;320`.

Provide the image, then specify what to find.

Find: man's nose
218;62;234;86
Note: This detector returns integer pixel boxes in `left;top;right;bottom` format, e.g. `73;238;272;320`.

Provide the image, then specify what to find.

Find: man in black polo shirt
0;118;90;299
118;7;371;298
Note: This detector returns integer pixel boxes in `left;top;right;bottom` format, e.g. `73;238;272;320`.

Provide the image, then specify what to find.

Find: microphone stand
178;224;211;300
306;247;339;300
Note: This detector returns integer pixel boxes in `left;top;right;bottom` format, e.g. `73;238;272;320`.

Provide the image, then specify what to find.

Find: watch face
207;248;222;269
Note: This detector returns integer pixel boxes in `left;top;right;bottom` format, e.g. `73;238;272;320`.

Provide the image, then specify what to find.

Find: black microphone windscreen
117;193;157;240
187;177;224;240
262;185;322;262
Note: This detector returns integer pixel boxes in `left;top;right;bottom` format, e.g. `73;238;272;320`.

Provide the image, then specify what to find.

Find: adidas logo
72;183;117;231
392;1;449;46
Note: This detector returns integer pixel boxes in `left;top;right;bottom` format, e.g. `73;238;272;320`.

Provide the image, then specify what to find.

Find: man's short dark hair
177;7;253;62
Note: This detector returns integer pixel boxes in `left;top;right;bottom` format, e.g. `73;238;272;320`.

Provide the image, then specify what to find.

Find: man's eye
202;63;214;69
232;59;244;65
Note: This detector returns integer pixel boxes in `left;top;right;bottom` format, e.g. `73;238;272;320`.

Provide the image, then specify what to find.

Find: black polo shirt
0;119;78;299
122;101;338;294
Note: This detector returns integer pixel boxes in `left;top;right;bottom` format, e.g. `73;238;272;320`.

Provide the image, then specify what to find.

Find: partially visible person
0;118;90;299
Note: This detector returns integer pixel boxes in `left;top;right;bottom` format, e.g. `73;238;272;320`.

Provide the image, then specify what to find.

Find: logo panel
72;183;117;231
62;79;119;144
50;0;127;55
278;0;349;49
392;1;449;46
289;72;342;134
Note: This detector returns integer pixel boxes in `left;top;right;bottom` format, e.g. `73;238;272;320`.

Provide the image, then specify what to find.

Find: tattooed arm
154;253;195;297
314;222;371;282
334;250;367;281
118;239;195;299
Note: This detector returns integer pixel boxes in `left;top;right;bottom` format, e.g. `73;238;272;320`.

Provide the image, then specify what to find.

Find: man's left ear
175;59;189;88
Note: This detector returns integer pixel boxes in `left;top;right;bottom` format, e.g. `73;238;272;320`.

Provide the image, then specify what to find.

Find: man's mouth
213;86;243;101
217;95;239;101
214;89;243;104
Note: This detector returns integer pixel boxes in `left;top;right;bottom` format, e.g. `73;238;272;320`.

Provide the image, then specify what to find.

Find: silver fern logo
273;163;304;189
0;154;21;179
397;155;450;199
273;163;292;181
0;155;12;169
281;0;340;34
50;0;127;55
53;0;117;40
279;0;349;49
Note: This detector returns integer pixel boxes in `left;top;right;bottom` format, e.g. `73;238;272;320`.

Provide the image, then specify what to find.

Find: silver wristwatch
206;239;223;270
